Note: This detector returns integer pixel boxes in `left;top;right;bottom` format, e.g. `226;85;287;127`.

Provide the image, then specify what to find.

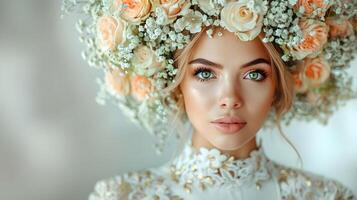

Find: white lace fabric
89;141;356;200
169;141;271;193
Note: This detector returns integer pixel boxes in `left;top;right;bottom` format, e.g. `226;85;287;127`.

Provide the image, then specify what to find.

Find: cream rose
130;74;153;101
113;0;152;23
326;17;354;39
220;0;266;41
157;0;190;19
105;67;130;96
288;19;329;60
132;45;165;77
293;0;331;17
302;56;330;87
97;16;127;51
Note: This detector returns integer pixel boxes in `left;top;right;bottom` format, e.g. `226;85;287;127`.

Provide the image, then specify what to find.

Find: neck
191;132;258;159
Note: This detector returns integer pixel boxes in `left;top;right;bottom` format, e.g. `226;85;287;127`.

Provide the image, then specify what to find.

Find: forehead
190;29;270;65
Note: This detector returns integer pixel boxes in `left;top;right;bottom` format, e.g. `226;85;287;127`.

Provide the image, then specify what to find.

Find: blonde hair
164;27;302;167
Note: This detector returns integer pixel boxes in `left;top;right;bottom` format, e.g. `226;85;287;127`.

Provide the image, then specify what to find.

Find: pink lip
211;116;247;134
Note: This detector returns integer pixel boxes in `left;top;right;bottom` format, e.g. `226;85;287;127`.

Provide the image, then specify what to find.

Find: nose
220;97;242;109
218;80;243;110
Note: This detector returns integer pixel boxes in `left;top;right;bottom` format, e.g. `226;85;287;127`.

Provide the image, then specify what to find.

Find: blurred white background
0;1;356;200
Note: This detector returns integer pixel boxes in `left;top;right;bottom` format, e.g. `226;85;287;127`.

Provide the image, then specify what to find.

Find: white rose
132;45;165;77
220;0;266;41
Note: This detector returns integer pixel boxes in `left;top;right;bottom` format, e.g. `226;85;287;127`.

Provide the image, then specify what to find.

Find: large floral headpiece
62;0;357;153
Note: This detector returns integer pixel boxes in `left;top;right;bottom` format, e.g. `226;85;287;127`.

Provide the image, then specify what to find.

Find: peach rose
97;16;127;51
113;0;152;23
288;19;329;60
220;0;266;41
157;0;190;19
302;56;330;87
292;72;308;93
105;67;130;96
293;0;331;17
326;17;354;38
130;74;153;101
132;45;165;77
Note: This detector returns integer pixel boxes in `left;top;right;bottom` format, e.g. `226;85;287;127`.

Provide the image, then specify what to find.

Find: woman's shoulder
270;161;356;199
88;166;174;200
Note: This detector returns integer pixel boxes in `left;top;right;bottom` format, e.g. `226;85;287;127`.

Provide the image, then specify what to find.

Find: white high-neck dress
89;139;355;200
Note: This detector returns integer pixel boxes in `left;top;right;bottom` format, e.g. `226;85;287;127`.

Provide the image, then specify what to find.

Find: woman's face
179;29;275;152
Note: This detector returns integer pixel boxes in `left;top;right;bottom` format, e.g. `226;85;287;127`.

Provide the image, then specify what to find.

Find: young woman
89;26;355;200
62;0;357;199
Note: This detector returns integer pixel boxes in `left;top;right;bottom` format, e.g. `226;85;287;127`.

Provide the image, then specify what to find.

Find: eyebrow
188;58;271;69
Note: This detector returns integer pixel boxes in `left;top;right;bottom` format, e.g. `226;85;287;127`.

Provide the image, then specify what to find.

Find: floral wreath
62;0;357;153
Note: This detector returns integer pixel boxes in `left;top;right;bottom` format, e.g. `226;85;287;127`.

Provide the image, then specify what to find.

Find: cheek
241;81;275;119
180;80;215;123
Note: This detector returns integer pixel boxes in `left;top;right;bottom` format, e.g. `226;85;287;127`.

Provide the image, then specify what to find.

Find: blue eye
193;67;215;82
244;70;267;81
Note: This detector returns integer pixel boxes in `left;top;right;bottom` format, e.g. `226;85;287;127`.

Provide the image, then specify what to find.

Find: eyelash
245;69;268;82
193;67;215;82
193;67;268;82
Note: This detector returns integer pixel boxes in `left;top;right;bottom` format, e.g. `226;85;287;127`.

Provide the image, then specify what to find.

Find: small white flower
206;28;214;38
288;0;298;6
174;10;203;33
197;0;217;15
185;10;204;33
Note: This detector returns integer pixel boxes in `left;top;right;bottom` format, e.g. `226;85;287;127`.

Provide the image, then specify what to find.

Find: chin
210;131;256;151
211;137;247;151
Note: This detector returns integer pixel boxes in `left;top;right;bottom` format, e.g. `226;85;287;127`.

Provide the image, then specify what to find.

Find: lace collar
169;140;272;193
